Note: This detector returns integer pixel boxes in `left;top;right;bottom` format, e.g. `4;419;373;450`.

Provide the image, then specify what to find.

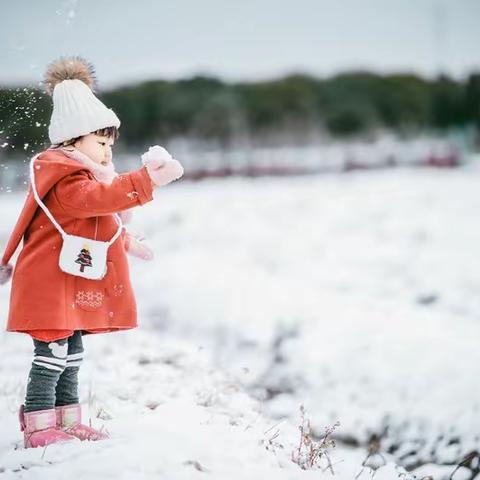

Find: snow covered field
0;163;479;479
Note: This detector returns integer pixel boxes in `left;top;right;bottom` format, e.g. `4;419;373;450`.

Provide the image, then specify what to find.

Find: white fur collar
51;146;119;184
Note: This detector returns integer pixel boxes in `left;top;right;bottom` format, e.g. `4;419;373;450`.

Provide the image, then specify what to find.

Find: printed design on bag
75;290;104;308
75;244;93;273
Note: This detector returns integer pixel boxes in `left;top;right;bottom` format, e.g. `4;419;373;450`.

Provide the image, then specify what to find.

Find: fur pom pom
0;263;13;285
43;56;97;96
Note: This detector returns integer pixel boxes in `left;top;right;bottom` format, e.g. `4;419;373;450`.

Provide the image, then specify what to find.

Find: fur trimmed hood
50;146;119;184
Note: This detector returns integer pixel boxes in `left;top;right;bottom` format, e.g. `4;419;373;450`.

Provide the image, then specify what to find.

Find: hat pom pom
43;56;97;96
0;263;13;285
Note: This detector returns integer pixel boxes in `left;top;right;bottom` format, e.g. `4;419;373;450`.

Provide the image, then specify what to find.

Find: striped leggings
24;330;84;413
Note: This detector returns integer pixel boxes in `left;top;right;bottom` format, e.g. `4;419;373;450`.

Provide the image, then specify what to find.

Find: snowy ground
1;163;479;479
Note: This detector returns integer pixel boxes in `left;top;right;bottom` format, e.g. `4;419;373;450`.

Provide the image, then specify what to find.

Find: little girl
0;56;184;449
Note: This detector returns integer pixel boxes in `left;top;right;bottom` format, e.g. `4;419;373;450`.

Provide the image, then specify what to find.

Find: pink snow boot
55;403;110;441
19;404;78;448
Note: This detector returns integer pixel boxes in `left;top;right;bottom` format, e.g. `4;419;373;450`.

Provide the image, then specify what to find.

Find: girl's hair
54;126;120;148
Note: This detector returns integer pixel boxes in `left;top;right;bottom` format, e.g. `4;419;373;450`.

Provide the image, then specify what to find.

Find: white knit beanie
44;56;120;145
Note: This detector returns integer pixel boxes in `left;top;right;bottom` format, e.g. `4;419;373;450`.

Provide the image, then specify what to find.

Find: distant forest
1;71;479;155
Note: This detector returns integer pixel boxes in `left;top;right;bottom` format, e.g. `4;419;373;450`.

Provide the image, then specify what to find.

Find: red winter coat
1;148;155;342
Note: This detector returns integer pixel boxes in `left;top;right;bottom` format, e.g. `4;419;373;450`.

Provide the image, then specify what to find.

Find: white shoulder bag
29;153;125;280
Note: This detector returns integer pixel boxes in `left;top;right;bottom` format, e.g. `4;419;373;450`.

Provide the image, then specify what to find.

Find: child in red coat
0;56;183;448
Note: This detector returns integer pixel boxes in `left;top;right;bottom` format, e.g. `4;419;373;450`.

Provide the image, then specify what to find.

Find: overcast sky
1;0;479;90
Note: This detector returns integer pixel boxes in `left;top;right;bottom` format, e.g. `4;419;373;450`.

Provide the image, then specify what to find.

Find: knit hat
43;56;120;145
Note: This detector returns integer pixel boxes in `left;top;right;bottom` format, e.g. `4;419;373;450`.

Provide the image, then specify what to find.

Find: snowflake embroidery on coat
75;290;104;308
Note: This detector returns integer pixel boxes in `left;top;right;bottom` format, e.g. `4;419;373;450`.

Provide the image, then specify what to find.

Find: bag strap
29;154;124;245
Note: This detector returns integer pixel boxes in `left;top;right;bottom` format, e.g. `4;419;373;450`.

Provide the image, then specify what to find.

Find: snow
0;163;477;478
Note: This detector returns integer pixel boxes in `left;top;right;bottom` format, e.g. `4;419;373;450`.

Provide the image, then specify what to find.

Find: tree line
1;71;479;155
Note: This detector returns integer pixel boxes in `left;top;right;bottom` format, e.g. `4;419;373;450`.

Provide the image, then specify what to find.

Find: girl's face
73;133;114;166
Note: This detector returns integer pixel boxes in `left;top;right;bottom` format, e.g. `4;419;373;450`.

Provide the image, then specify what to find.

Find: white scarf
50;146;119;184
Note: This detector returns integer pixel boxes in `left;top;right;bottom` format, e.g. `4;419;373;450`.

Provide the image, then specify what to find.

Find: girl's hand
125;231;154;261
141;145;172;166
141;145;184;187
0;263;13;285
118;209;134;225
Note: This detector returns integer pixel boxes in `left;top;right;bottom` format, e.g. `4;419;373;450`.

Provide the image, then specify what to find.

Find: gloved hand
0;263;13;285
118;209;134;225
124;231;154;261
141;145;184;187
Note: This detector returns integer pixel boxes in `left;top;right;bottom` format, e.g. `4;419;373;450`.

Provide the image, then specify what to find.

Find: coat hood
1;149;94;270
